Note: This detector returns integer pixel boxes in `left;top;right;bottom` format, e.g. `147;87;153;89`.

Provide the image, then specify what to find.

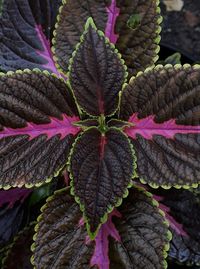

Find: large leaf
69;127;135;237
120;65;200;188
32;188;95;269
69;19;127;117
0;70;80;189
2;223;34;269
0;0;58;73
109;187;171;269
32;187;170;269
53;0;161;77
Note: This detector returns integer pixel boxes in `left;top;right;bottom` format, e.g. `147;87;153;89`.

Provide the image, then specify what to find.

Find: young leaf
0;0;58;73
32;188;95;269
69;127;135;237
2;223;35;269
109;187;171;269
120;65;200;188
69;19;127;117
0;70;80;188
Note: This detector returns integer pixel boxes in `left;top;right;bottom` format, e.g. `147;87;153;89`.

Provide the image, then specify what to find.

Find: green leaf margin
150;0;163;69
132;185;173;269
67;126;137;239
30;188;69;268
66;17;128;118
121;63;200;190
0;68;71;190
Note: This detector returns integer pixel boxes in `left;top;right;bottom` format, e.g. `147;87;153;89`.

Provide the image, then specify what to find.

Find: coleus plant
1;0;200;268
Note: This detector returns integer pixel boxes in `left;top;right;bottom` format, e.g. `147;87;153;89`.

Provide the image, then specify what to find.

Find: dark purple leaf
109;187;171;269
69;127;135;237
52;0;111;74
120;65;200;187
2;223;34;269
0;70;80;188
53;0;161;77
0;0;59;73
114;0;162;76
0;188;31;208
29;0;62;40
33;187;170;269
85;210;121;269
32;188;95;269
153;189;200;266
69;19;126;117
0;203;25;248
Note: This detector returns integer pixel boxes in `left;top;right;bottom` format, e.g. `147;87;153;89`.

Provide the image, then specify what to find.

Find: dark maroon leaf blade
69;19;127;117
69;127;135;238
0;202;25;249
120;65;200;188
32;188;95;269
2;223;35;269
52;0;111;74
0;0;58;73
153;189;200;266
109;187;171;269
0;70;80;188
114;0;162;77
53;0;161;77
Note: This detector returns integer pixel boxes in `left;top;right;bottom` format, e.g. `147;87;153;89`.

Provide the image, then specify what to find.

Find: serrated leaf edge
0;68;72;190
30;187;68;268
125;64;200;190
67;17;128;118
133;184;172;269
67;126;137;240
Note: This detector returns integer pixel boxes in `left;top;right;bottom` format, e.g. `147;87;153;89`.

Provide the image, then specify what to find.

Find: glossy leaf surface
0;0;58;73
70;127;134;236
33;189;95;269
109;188;170;269
0;71;79;188
69;19;126;116
2;224;34;269
120;65;200;187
